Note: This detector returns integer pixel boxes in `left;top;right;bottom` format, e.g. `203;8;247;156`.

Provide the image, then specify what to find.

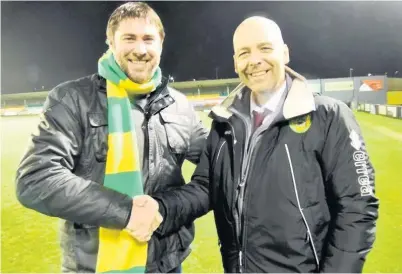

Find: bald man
153;16;379;273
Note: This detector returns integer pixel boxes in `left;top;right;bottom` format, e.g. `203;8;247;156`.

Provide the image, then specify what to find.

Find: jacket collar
211;66;316;121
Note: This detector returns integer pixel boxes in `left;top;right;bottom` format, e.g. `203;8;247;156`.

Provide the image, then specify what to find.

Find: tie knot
252;110;266;129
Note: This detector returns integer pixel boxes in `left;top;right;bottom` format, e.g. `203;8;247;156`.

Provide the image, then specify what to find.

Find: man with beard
15;2;208;273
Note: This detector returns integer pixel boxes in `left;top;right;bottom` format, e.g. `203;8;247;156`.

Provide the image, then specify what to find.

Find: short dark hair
106;2;165;42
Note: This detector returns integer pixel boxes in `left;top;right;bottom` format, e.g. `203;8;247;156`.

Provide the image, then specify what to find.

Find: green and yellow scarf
96;50;162;273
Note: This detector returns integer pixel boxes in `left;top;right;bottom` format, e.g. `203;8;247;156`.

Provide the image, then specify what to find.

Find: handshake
125;195;163;243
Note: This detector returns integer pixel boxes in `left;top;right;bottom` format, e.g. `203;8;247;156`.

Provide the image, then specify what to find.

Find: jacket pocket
177;224;194;250
159;111;189;154
284;145;320;270
74;224;98;272
88;112;108;162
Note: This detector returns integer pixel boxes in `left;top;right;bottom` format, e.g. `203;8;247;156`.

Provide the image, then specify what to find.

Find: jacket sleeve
185;105;209;164
319;101;379;272
153;122;214;236
15;87;133;229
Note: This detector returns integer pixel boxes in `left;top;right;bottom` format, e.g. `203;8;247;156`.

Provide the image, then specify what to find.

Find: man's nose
249;54;263;67
132;42;147;57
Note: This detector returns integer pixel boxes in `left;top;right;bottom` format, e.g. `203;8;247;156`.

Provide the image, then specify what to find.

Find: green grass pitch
1;111;401;272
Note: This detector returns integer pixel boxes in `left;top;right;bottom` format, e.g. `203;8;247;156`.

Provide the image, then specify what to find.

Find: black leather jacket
15;74;208;273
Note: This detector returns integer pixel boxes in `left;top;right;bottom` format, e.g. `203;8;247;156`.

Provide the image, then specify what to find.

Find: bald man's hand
125;195;163;242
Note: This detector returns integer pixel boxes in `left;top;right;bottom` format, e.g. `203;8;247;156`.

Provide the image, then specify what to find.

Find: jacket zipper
284;144;320;270
142;95;172;183
231;108;275;272
229;109;250;273
142;110;152;190
225;110;274;272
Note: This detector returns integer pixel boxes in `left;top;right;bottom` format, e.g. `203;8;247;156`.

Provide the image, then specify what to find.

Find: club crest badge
289;114;312;134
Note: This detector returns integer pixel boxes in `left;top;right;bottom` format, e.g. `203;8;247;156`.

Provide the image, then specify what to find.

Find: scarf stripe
98;228;148;272
104;266;146;273
96;50;162;273
103;172;143;194
107;98;133;133
107;83;131;98
105;135;137;175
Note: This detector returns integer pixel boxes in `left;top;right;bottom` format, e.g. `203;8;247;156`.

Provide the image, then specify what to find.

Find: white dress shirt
250;81;287;127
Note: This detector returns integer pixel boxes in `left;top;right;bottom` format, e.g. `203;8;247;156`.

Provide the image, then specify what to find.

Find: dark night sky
2;1;402;94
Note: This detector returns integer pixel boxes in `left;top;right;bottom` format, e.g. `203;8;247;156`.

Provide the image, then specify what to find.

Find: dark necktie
252;110;266;130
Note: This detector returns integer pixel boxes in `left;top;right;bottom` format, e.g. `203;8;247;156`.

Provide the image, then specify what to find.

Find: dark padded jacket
154;69;379;273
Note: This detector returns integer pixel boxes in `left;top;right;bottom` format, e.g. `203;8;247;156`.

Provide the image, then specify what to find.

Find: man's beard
121;59;150;84
126;68;147;83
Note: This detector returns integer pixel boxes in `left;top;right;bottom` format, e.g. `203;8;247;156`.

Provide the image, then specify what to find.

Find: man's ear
107;38;115;52
160;38;164;55
233;55;238;75
284;44;290;65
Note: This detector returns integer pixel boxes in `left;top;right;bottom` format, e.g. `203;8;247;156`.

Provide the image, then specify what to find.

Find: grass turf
1;111;401;272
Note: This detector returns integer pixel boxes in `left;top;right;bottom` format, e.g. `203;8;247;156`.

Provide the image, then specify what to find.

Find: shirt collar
250;81;287;115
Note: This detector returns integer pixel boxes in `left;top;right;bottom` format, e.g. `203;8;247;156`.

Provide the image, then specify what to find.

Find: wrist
124;198;134;228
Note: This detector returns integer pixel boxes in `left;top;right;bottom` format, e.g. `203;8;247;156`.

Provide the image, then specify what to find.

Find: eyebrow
237;42;273;52
121;33;156;38
258;42;273;47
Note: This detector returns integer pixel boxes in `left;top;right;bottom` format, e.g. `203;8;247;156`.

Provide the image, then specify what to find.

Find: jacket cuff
104;194;133;229
152;195;167;236
124;203;133;228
